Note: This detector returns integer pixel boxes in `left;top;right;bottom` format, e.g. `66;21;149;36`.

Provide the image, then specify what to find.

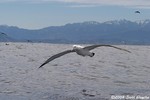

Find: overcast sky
0;0;150;29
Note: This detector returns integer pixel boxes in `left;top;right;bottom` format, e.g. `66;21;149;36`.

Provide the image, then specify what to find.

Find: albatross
135;11;140;14
39;44;131;68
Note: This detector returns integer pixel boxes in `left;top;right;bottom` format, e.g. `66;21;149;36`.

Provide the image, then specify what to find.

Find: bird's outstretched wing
83;44;131;53
39;50;75;68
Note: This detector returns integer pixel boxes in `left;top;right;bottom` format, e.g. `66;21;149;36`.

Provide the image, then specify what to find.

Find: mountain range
0;19;150;44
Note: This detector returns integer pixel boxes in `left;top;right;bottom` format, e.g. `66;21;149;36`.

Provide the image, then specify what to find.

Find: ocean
0;43;150;100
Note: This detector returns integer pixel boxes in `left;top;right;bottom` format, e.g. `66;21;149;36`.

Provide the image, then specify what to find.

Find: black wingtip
38;66;42;69
125;49;131;53
128;51;131;53
38;63;45;68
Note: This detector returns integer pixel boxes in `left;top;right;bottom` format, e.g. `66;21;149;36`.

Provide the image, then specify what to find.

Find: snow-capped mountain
0;19;150;44
135;19;150;25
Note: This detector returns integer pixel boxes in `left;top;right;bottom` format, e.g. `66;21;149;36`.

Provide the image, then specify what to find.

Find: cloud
69;4;99;8
1;0;150;9
56;0;150;8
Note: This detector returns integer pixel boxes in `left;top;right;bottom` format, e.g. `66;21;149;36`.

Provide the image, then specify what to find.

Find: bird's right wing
83;44;131;53
39;50;75;68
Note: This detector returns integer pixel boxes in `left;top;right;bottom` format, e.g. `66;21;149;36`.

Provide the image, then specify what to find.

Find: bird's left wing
83;44;131;53
39;50;75;68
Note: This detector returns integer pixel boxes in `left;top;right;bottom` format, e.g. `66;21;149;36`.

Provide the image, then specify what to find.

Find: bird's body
135;11;140;14
39;44;131;68
73;45;94;57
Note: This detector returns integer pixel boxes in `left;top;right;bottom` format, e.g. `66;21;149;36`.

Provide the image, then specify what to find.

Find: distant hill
0;32;15;42
1;19;150;44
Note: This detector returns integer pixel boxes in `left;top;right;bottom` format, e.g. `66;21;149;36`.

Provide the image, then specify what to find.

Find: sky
0;0;150;29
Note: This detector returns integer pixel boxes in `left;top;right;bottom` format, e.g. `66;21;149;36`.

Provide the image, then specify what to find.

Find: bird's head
73;45;83;50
